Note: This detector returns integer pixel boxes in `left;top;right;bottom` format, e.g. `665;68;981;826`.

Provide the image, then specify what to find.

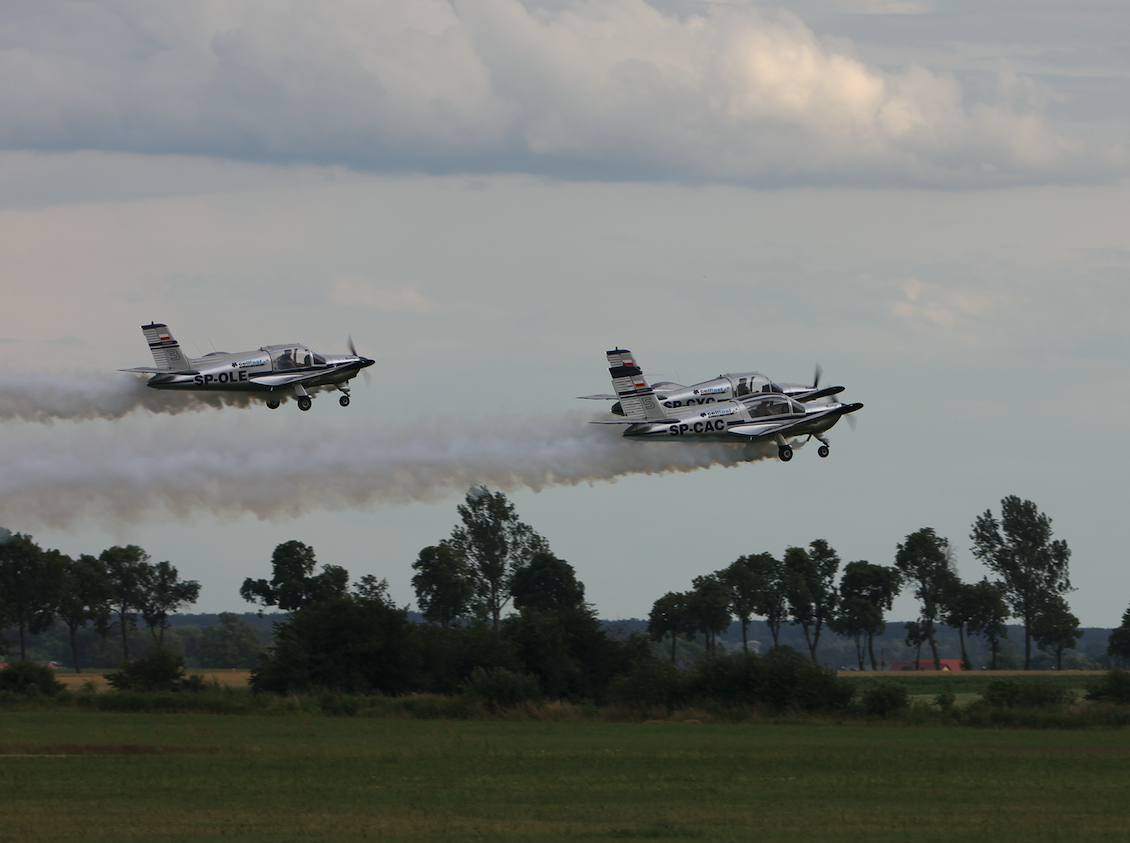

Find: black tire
266;400;280;410
778;446;793;462
298;396;312;412
339;395;350;407
818;445;829;458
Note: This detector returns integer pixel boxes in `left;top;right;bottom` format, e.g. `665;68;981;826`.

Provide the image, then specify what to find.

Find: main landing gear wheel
266;399;280;410
778;446;793;462
339;395;350;407
818;445;830;458
297;396;313;412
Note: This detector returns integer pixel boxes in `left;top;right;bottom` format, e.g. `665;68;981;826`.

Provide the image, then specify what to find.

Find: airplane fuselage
622;394;862;444
122;324;375;411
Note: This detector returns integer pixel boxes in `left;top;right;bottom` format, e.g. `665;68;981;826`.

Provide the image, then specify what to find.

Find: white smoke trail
0;371;255;422
0;412;770;528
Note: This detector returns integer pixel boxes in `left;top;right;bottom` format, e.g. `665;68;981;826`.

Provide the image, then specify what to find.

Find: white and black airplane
592;348;862;461
580;362;842;415
121;323;374;411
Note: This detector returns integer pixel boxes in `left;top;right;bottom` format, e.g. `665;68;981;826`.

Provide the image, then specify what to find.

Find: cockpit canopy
744;395;805;418
266;346;327;371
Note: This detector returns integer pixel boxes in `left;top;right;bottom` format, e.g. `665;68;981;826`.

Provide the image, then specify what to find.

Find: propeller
812;363;822;391
348;335;372;385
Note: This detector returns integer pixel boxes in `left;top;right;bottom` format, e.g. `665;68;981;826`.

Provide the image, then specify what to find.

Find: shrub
608;659;687;709
1084;669;1130;704
934;686;957;712
0;661;65;696
104;650;193;692
460;666;541;708
982;678;1076;709
860;679;910;716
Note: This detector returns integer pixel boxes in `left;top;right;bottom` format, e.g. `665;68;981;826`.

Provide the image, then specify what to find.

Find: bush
460;666;541;708
608;659;687;709
104;650;194;693
1084;669;1130;704
934;686;957;712
0;661;65;696
860;679;910;716
982;678;1076;709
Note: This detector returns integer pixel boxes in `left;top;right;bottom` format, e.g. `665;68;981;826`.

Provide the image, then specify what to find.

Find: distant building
887;659;964;672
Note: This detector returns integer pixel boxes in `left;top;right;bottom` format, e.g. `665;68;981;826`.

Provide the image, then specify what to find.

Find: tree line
0;531;200;669
6;488;1130;688
647;495;1081;671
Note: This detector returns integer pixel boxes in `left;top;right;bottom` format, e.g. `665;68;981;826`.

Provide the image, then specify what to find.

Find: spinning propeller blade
347;335;371;385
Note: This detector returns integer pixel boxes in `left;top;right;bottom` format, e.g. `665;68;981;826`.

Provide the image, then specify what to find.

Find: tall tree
784;539;840;665
0;532;55;661
1031;594;1081;671
832;560;901;670
964;579;1010;670
510;551;585;613
1107;604;1130;668
970;496;1072;670
241;541;349;613
894;528;955;670
101;544;152;660
137;561;201;647
411;543;475;626
689;574;732;656
53;553;112;673
749;553;789;649
719;554;772;652
447;486;549;631
648;591;694;663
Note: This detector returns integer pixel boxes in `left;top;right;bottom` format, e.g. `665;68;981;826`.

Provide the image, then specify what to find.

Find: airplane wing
794;386;844;402
248;371;331;387
726;418;813;439
119;367;200;375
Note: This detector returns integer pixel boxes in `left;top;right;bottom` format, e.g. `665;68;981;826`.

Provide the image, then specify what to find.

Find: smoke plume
0;413;769;528
0;371;256;422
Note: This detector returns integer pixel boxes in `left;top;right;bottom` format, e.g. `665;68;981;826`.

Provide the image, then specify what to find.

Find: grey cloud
0;0;1123;186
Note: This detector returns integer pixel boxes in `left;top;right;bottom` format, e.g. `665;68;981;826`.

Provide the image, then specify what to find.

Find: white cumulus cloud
0;0;1120;186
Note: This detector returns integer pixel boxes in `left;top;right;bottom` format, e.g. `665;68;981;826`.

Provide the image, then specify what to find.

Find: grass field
4;708;1130;842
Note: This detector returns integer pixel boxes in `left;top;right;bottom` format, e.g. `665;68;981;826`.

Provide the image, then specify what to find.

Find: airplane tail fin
141;323;189;370
606;348;665;421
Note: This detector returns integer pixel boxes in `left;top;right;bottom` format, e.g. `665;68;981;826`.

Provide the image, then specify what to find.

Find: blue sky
1;0;1127;626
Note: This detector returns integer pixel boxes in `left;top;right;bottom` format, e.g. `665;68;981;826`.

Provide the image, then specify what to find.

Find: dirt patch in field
54;671;252;691
0;743;216;756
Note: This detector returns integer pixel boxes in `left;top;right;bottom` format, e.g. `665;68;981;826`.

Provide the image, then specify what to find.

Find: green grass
4;710;1130;842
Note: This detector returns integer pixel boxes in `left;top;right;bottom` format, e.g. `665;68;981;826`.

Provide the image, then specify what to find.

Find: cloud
891;277;1010;339
328;276;437;313
0;0;1119;187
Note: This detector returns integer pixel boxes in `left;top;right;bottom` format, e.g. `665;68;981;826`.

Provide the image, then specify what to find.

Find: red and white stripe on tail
606;348;666;421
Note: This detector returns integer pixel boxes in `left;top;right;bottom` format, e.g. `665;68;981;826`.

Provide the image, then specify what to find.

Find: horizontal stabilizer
577;394;618;400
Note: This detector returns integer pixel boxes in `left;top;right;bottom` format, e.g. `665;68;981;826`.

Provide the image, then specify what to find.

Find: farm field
52;670;254;692
3;710;1130;842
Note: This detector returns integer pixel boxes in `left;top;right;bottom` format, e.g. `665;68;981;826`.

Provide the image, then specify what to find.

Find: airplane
121;323;375;411
580;361;842;415
591;348;862;461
